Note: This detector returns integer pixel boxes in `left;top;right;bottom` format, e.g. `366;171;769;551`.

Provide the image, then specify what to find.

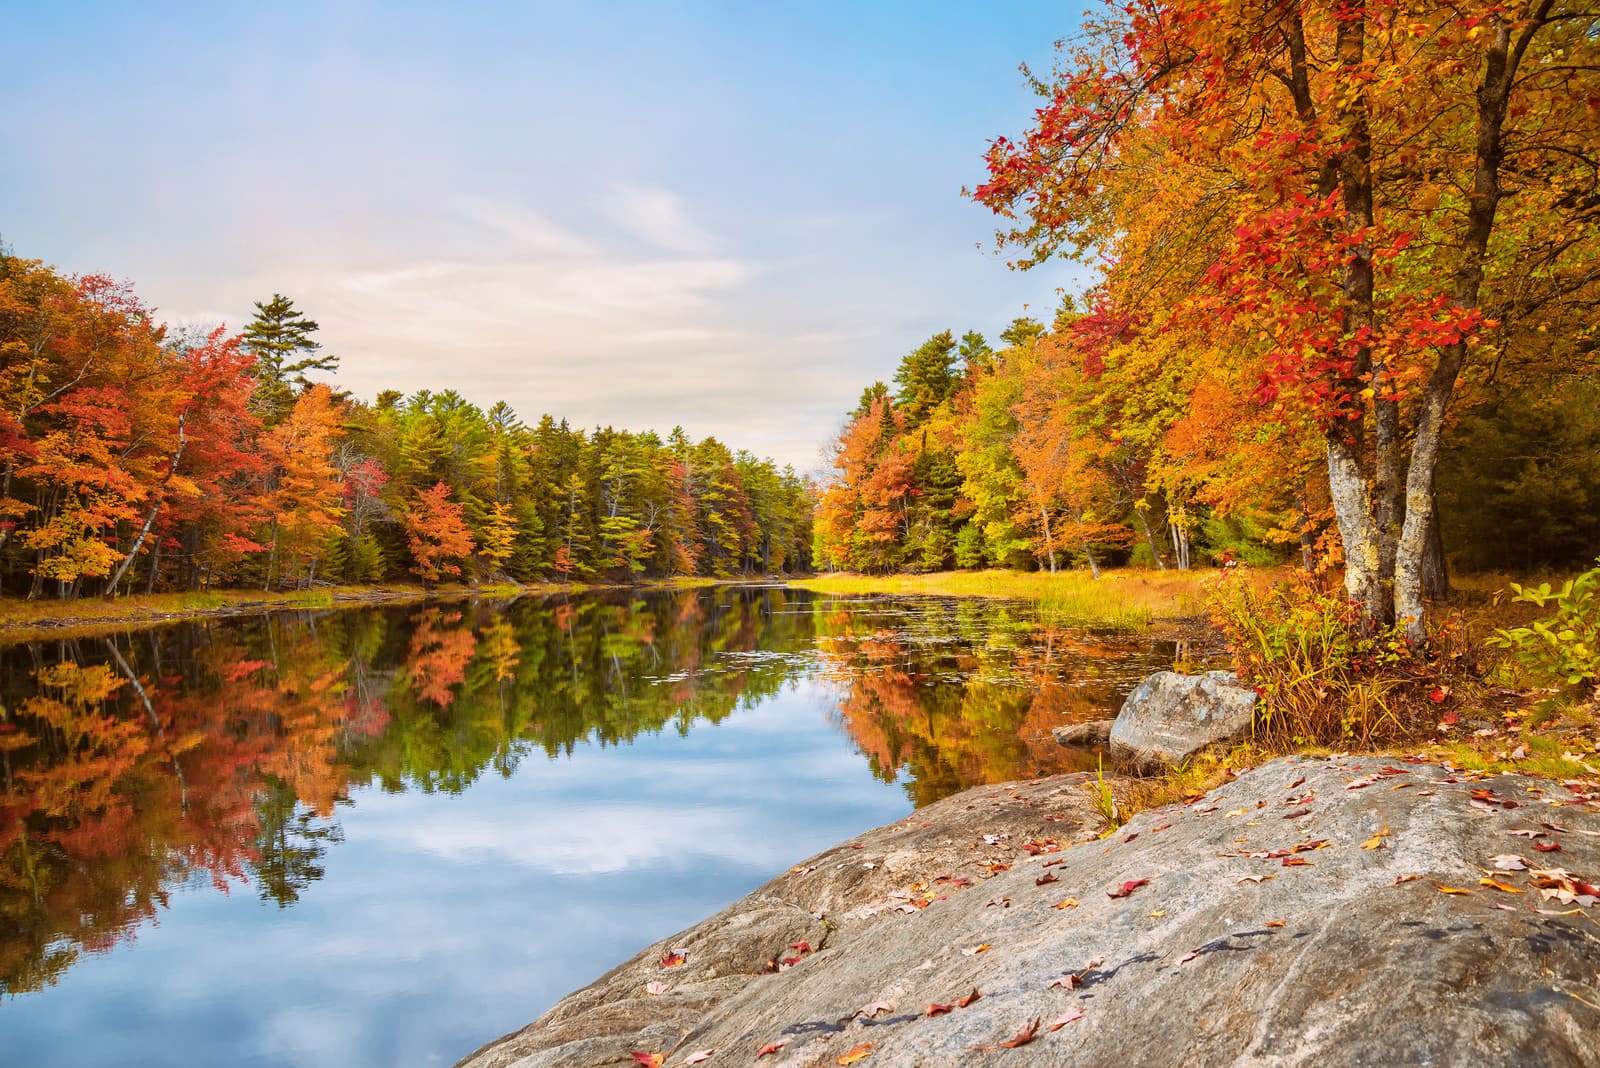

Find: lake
0;586;1177;1066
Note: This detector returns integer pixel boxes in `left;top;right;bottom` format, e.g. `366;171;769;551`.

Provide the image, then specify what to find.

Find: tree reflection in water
0;587;1173;995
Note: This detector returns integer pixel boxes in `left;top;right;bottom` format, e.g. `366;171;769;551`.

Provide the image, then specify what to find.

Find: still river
0;586;1177;1066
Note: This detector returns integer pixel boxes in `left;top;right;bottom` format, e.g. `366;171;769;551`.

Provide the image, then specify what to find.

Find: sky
2;2;1093;473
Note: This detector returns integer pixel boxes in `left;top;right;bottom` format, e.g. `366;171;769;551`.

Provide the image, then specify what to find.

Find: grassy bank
0;576;722;643
791;567;1223;628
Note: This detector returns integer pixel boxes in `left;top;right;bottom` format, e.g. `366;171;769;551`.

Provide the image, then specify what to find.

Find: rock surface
1108;670;1257;766
1051;720;1114;747
457;758;1600;1068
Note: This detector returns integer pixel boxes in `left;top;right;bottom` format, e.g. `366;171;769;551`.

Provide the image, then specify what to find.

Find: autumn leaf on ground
973;1018;1041;1050
630;1054;664;1068
1282;857;1313;867
1149;909;1167;918
1108;879;1149;898
1238;874;1275;884
1036;872;1059;886
645;981;669;995
957;989;982;1008
961;943;990;956
1264;920;1286;928
1394;874;1419;885
1053;898;1080;908
681;1051;714;1066
1177;948;1201;964
756;1042;786;1058
1283;807;1311;820
659;951;686;968
1534;841;1563;853
1435;884;1473;895
1047;974;1078;991
927;1001;954;1016
1479;878;1524;893
1363;826;1390;850
856;1000;893;1019
1047;1008;1085;1032
790;941;811;954
836;1043;874;1065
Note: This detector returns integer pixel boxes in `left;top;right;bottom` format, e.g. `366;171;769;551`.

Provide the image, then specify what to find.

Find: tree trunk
1326;438;1386;626
1135;502;1167;570
1395;10;1523;644
1084;542;1102;580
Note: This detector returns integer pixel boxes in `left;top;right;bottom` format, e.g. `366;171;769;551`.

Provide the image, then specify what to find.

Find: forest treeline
0;254;812;598
813;312;1600;579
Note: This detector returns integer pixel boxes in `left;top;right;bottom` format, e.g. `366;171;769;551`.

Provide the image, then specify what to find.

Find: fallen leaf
1534;841;1564;853
856;1000;893;1019
659;952;686;969
957;988;982;1008
1046;1008;1085;1032
1479;878;1524;893
1046;975;1078;991
1177;948;1200;964
1264;920;1286;928
973;1018;1042;1050
1238;874;1276;884
1108;879;1149;898
681;1051;715;1066
790;941;812;954
630;1055;664;1068
1394;873;1419;885
645;981;669;995
1282;857;1313;867
1489;854;1529;870
987;896;1011;908
1225;807;1250;818
1492;903;1519;911
961;943;991;956
1507;829;1549;839
1036;873;1059;886
1149;909;1167;918
1363;826;1390;850
1283;807;1311;820
1435;885;1473;895
756;1042;786;1058
926;1002;954;1017
1052;898;1080;909
836;1044;874;1065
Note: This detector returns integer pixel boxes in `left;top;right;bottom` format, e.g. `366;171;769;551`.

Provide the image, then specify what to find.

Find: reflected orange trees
813;599;1171;805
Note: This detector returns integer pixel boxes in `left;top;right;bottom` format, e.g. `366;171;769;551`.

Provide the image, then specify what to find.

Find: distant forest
0;252;812;598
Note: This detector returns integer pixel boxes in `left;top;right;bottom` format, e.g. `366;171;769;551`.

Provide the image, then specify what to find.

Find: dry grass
792;568;1230;628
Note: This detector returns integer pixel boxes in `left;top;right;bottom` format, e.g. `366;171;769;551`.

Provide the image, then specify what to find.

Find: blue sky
2;2;1091;471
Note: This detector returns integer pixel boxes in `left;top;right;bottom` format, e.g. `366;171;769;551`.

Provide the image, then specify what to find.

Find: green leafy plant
1087;755;1121;832
1489;562;1600;692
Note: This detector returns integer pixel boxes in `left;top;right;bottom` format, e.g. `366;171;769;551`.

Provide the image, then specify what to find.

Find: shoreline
0;577;726;644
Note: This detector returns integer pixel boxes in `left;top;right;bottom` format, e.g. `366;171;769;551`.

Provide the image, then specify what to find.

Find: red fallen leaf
1394;874;1420;885
1108;879;1149;898
756;1042;786;1058
1047;1008;1085;1032
790;941;812;953
1534;841;1563;853
1036;873;1059;886
781;957;801;966
1378;766;1409;777
1288;776;1306;789
957;988;982;1008
1282;857;1313;867
1429;687;1448;703
973;1018;1042;1050
1123;832;1139;843
1264;920;1286;928
631;1055;664;1068
836;1044;873;1065
927;1002;954;1016
1151;823;1173;833
1177;948;1201;964
660;952;686;968
986;863;1012;873
1283;807;1312;820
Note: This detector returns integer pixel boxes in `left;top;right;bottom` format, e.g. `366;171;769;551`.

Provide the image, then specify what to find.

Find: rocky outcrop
1108;670;1257;766
457;758;1599;1067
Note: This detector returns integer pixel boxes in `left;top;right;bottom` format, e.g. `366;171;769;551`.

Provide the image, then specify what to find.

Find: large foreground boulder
1109;670;1257;766
457;757;1599;1067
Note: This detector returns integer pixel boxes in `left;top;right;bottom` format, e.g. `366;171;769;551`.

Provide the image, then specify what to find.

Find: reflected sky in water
0;587;1174;1066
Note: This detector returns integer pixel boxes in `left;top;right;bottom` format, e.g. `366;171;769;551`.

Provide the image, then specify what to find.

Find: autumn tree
404;481;475;584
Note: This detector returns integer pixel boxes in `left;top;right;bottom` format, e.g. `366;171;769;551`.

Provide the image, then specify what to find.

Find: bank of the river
0;576;724;643
791;568;1225;630
459;755;1600;1067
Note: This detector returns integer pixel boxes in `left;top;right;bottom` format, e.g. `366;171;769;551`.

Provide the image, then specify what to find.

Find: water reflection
0;587;1174;1048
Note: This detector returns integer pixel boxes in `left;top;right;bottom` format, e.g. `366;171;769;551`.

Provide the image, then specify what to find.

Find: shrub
1211;574;1470;747
1488;561;1600;693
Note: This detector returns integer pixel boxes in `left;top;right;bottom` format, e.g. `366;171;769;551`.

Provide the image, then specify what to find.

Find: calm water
0;587;1174;1067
